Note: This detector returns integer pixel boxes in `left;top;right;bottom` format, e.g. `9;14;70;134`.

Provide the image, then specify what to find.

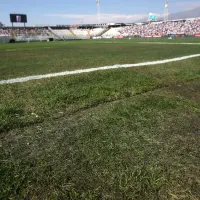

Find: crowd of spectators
120;19;200;36
0;28;52;37
0;19;200;38
0;29;11;36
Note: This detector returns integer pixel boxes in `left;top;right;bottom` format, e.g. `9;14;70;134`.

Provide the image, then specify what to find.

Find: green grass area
0;40;200;199
0;39;200;80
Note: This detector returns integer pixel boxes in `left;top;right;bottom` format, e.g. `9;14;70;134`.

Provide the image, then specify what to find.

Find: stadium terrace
0;18;200;44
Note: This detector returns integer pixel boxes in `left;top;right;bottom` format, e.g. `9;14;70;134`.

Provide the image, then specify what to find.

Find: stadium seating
51;28;108;39
51;29;77;40
101;27;123;38
90;28;107;37
0;18;200;42
0;29;11;36
118;19;200;37
100;19;200;38
72;29;89;39
0;28;55;41
0;29;12;44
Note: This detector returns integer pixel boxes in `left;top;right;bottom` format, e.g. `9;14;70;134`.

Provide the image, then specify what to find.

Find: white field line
137;42;200;45
5;47;53;52
0;54;200;85
6;49;17;51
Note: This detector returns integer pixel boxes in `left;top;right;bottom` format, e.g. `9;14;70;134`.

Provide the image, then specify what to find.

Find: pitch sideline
0;54;200;85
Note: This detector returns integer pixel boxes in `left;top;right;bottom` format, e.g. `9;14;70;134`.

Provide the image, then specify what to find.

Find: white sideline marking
5;47;53;52
0;54;200;85
6;49;17;51
137;42;200;45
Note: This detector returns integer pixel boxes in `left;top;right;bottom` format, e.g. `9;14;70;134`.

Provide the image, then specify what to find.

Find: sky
0;0;200;26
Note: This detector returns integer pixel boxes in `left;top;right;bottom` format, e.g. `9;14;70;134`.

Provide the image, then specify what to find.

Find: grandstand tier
0;18;200;43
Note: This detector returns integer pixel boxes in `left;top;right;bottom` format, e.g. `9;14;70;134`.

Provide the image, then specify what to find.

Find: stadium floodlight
164;0;169;22
96;0;101;23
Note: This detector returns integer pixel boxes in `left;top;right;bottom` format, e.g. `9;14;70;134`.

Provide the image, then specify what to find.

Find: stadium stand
101;27;123;38
0;29;11;44
0;29;11;36
90;28;108;37
108;19;200;37
50;29;77;40
0;28;55;42
51;28;107;39
11;28;55;41
0;18;200;43
72;29;89;39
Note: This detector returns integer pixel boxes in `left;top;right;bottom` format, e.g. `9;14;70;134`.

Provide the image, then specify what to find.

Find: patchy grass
1;56;200;132
0;40;200;199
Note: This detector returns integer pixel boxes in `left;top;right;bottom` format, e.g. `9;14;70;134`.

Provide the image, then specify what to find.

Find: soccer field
1;39;200;199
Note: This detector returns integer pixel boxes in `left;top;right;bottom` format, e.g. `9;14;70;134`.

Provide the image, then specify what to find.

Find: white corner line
1;54;200;85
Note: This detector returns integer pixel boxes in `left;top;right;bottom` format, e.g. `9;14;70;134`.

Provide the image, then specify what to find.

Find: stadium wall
0;36;12;44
